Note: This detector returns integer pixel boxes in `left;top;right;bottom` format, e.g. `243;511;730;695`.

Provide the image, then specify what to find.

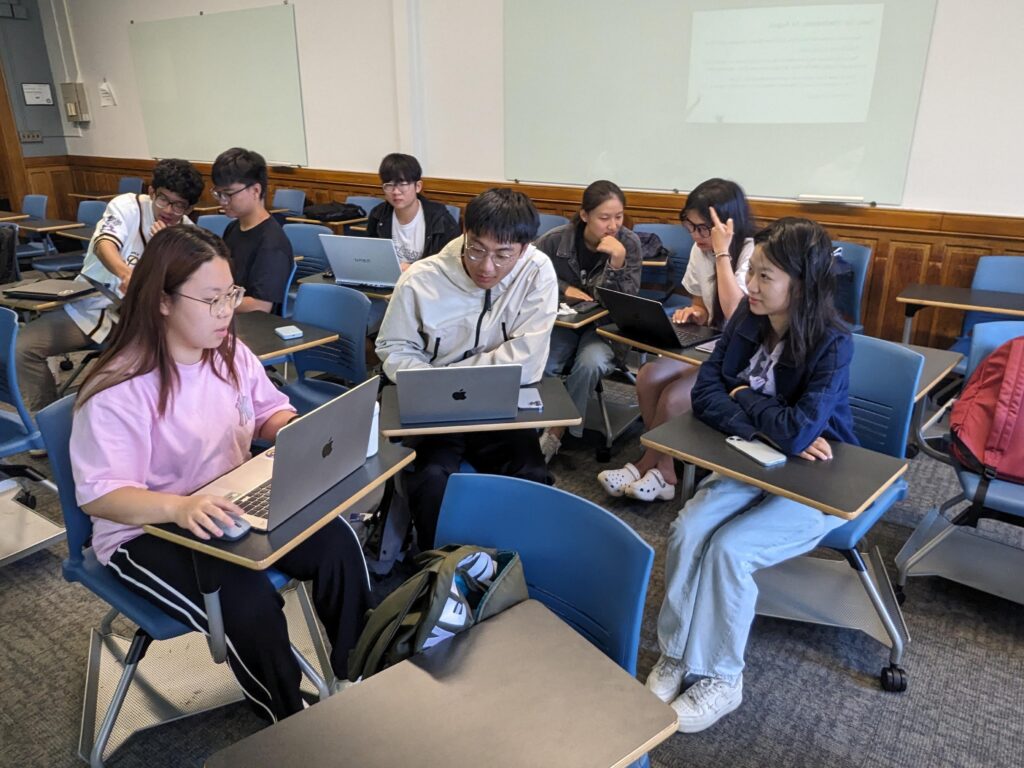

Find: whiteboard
128;5;307;165
504;0;936;204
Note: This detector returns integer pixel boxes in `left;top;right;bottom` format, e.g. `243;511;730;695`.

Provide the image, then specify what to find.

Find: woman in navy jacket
647;217;856;734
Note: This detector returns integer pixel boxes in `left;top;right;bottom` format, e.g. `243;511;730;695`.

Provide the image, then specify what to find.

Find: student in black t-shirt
212;148;293;314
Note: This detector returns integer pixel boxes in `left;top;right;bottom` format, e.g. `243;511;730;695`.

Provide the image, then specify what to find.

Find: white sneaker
597;462;642;497
539;429;561;464
671;675;743;733
646;655;686;703
624;469;676;502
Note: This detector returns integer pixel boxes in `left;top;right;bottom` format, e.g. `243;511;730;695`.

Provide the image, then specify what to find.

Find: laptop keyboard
234;479;273;519
672;325;713;347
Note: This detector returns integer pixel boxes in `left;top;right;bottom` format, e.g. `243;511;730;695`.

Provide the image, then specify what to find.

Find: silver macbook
320;234;402;289
194;376;379;531
396;365;521;424
2;278;94;300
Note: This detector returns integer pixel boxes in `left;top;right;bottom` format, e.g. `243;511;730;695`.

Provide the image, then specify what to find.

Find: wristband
714;252;730;259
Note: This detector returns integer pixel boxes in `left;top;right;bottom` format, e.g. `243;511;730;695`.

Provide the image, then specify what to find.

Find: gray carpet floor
2;405;1023;767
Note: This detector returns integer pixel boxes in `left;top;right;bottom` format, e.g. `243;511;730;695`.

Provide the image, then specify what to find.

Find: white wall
38;0;1024;216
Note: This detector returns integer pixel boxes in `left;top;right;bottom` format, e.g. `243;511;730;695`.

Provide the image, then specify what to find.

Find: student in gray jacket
376;188;558;550
534;181;642;462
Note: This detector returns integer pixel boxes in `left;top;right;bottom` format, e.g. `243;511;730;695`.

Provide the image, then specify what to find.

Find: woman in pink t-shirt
69;227;369;724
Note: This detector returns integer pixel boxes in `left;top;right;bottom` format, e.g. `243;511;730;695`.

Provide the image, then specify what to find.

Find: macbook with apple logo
395;365;522;425
191;376;380;532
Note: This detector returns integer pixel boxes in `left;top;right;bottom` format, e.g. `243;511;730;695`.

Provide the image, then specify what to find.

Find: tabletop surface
296;272;393;301
897;283;1024;314
16;217;81;232
598;323;712;366
555;306;610;329
233;311;339;361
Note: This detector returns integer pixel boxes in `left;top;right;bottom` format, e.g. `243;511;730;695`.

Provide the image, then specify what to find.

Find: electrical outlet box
60;82;91;123
18;130;42;143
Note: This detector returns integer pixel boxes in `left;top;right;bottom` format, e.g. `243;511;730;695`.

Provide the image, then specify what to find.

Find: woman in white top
598;178;755;501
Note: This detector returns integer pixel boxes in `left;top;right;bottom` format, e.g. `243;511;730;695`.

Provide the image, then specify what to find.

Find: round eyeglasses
176;285;246;316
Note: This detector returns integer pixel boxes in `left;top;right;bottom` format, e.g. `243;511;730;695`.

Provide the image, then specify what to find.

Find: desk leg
681;463;696;502
901;305;921;345
192;552;228;664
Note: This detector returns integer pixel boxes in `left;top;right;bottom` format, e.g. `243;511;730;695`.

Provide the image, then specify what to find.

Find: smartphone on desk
725;436;787;467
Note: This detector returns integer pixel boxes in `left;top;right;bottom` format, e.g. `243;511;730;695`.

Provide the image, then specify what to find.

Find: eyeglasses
382;180;415;193
152;192;191;216
462;240;520;267
176;285;246;316
211;184;254;204
680;217;713;238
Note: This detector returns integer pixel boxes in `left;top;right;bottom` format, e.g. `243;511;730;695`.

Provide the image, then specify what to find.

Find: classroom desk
233;311;339;362
897;283;1024;343
641;413;908;519
554;305;609;329
68;191;117;202
597;323;711;366
296;271;393;301
206;599;677;768
0;279;96;313
379;377;581;437
193;205;291;215
0;210;30;222
284;216;368;233
53;225;94;243
16;217;82;234
641;259;668;267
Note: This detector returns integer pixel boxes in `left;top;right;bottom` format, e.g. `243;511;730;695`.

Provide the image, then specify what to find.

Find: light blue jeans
544;325;615;438
657;474;846;682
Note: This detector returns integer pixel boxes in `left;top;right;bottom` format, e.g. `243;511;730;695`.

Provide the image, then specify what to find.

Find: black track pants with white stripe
107;519;370;723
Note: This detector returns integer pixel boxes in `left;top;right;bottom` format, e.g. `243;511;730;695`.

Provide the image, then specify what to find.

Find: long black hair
752;217;846;367
571;180;626;227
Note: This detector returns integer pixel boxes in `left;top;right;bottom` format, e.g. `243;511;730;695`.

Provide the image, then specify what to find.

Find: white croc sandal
624;469;676;502
597;463;642;498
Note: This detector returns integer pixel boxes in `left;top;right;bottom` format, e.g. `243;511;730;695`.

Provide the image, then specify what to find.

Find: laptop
396;365;522;424
193;376;379;532
596;286;721;350
2;278;94;301
319;234;402;289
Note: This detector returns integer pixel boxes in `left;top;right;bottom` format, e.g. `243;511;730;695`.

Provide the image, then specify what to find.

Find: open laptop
396;365;521;424
320;234;402;289
2;278;94;301
193;376;379;532
596;286;721;350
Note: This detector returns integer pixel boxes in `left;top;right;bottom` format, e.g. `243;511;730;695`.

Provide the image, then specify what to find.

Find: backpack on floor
347;544;527;681
949;336;1024;514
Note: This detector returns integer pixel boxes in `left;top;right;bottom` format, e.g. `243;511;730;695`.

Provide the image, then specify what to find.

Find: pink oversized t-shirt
70;342;294;564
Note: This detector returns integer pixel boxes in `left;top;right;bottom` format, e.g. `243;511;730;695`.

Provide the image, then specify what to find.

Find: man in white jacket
376;188;558;549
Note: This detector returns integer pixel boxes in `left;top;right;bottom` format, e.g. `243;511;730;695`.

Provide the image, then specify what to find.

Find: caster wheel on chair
15;490;37;509
880;665;908;692
59;359;74;371
596;447;611;463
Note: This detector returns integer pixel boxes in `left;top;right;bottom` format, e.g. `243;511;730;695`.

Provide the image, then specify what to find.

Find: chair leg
294;580;336;693
291;644;331;701
895;494;966;587
89;629;153;768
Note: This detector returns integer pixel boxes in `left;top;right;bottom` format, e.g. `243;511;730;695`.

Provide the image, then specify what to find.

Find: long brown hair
76;226;239;414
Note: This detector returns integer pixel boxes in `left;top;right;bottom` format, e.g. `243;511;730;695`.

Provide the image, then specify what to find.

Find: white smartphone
274;325;304;340
518;387;543;411
725;435;787;467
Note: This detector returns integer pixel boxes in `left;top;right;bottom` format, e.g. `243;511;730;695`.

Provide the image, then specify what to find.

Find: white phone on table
725;436;787;467
274;325;304;340
518;387;543;411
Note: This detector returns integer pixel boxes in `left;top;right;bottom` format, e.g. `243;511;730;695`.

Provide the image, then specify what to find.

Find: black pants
107;519;370;723
404;430;549;550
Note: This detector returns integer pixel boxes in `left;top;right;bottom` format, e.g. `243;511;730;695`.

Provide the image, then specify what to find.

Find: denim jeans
657;474;846;682
544;325;615;438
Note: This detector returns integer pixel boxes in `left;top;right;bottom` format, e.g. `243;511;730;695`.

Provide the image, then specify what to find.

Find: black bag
302;201;367;222
636;230;670;262
347;545;528;681
0;225;19;285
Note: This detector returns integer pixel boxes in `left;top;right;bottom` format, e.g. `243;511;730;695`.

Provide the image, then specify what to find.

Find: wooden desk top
380;376;581;437
906;343;962;403
0;211;30;222
285;216;368;232
17;218;81;234
555;306;609;329
206;599;677;768
296;272;393;301
897;284;1024;316
233;311;339;361
0;279;96;312
68;192;117;202
144;441;414;570
642;413;907;519
193;205;290;215
597;324;710;367
53;225;94;243
642;259;668;268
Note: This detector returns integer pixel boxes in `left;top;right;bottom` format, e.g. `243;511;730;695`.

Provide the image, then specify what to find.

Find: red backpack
949;336;1024;513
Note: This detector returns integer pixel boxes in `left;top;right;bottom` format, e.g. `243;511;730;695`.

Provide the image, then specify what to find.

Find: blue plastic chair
31;200;102;273
536;213;569;237
22;193;47;219
279;257;299;318
833;240;872;333
117;177;144;195
284;222;331;279
18;194;54;261
755;334;923;692
0;307;44;454
633;222;695;305
196;214;232;238
947;256;1024;375
279;283;371;414
445;203;461;224
272;188;306;217
896;321;1024;605
37;394;331;766
77;199;107;228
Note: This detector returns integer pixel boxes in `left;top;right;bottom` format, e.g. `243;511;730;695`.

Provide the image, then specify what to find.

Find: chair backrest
280;258;299;317
196;214;232;238
832;241;872;326
849;334;923;458
273;188;306;216
36;395;91;563
283;222;331;278
0;306;40;447
536;213;569;237
291;283;371;384
117;176;144;194
76;200;107;229
964;256;1024;334
434;474;654;675
22;194;47;219
345;196;384;216
445;203;461;224
0;223;20;283
966;321;1024;379
634;222;695;287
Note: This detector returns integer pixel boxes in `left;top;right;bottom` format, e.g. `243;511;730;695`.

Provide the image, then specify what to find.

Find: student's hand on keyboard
172;494;247;540
672;305;708;325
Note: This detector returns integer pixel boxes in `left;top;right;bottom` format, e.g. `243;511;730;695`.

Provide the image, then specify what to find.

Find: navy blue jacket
691;302;858;455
